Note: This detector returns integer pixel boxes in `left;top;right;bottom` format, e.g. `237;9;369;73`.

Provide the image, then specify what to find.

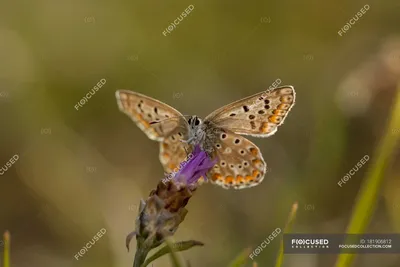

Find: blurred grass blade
275;202;298;267
252;262;258;267
335;85;400;267
228;247;251;267
3;231;10;267
142;239;203;267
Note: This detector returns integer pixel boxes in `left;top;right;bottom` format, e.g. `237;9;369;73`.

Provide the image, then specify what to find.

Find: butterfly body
116;86;295;189
184;117;221;155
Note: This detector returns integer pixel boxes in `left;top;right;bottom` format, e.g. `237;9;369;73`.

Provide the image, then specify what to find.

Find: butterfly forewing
206;130;266;189
115;90;190;172
115;90;188;141
204;86;295;137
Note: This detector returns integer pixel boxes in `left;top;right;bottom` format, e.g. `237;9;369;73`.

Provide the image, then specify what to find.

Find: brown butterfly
115;86;295;189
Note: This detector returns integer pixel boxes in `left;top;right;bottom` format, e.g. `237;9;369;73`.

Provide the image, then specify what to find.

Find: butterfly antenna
150;115;191;125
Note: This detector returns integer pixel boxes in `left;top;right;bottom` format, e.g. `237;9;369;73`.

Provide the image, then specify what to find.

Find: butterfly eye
188;118;192;124
194;118;200;126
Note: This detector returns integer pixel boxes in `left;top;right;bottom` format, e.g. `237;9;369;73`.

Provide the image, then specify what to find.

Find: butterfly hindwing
160;130;192;173
204;86;295;137
206;130;266;189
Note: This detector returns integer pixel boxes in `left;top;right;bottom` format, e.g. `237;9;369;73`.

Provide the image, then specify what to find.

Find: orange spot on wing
212;173;222;181
245;175;255;182
168;163;177;170
249;148;259;156
252;170;260;178
162;143;169;149
236;175;244;183
252;159;262;165
280;95;293;103
162;153;170;160
135;114;150;128
268;115;282;123
225;176;234;184
278;103;290;110
260;122;269;133
273;109;286;116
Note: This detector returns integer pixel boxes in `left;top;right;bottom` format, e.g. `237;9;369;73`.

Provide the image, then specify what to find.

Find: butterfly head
187;116;202;129
185;116;206;146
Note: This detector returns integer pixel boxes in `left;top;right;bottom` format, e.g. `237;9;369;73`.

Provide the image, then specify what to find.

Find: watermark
338;155;369;187
0;91;9;98
284;234;398;254
162;5;194;36
249;228;281;260
260;17;271;23
172;92;183;99
74;228;106;260
348;91;359;97
127;55;139;61
0;154;19;176
86;166;97;173
162;153;193;185
84;17;96;23
338;4;370;36
128;204;137;212
392;129;400;135
40;128;52;135
304;204;315;211
303;54;314;61
74;78;106;111
249;78;281;107
268;78;282;91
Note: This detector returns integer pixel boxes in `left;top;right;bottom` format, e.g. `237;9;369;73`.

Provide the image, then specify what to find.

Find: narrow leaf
142;240;204;267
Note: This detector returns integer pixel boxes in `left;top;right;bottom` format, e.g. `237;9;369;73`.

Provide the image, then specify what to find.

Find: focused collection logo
291;238;329;248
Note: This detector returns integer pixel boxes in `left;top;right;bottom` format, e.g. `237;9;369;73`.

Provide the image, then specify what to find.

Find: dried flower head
127;145;216;267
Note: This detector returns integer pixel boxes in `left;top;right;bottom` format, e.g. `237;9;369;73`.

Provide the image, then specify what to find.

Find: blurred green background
1;0;400;266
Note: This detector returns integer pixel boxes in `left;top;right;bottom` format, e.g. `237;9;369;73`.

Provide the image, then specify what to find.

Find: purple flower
174;145;217;185
128;144;216;265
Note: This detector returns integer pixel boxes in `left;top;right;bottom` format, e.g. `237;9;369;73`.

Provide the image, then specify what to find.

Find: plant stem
334;85;400;267
133;246;150;267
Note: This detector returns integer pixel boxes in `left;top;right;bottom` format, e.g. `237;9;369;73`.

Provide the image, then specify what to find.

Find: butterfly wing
206;130;266;189
160;131;193;172
116;90;188;141
204;86;295;137
115;90;190;171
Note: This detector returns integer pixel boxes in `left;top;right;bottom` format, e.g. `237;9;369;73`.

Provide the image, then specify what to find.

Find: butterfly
115;86;295;189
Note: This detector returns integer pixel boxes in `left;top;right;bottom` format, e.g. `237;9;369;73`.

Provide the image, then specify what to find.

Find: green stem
275;202;298;267
133;245;151;267
3;231;10;267
334;85;400;267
